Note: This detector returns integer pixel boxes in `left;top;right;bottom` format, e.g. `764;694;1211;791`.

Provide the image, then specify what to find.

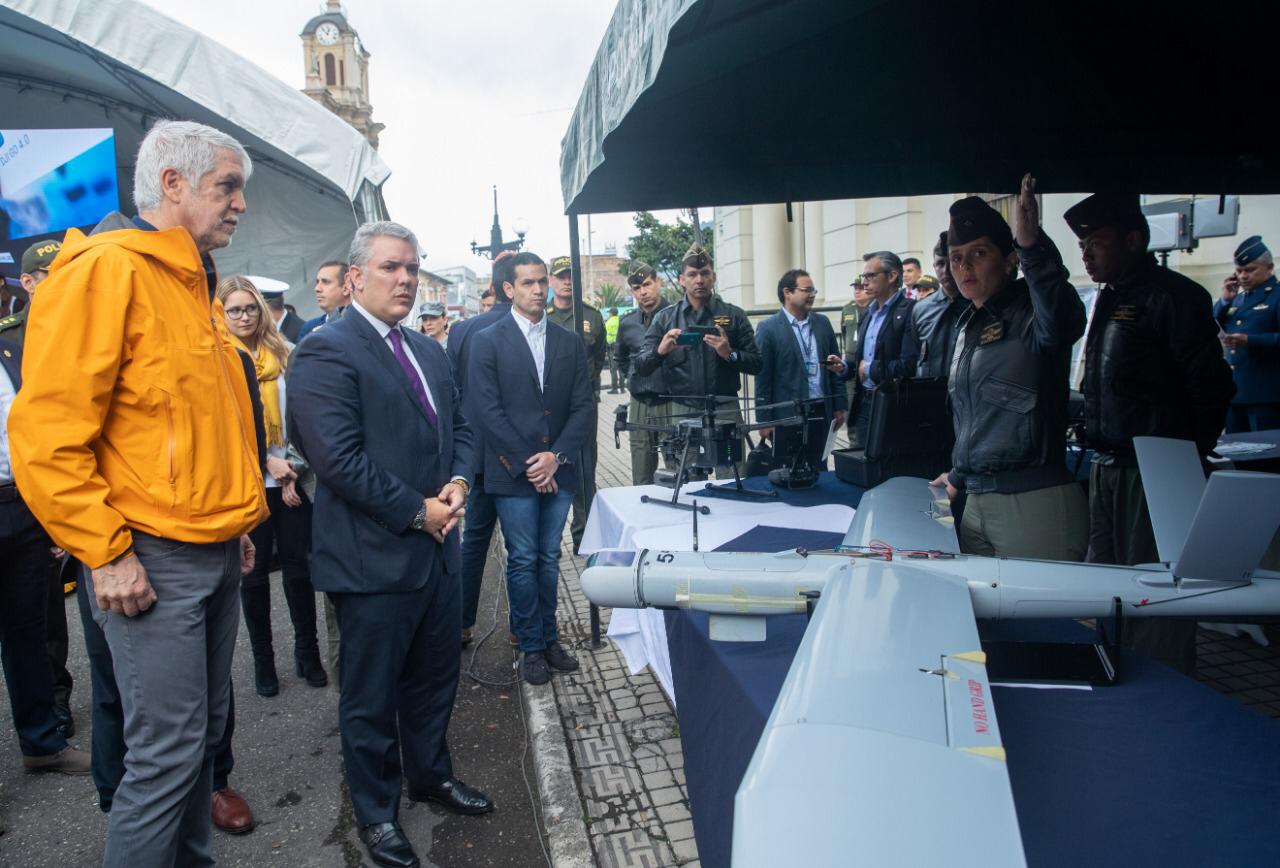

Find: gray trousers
89;532;241;868
627;399;666;486
959;481;1088;562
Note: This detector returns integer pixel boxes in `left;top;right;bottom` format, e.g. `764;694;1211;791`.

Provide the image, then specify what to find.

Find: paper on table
821;420;840;461
991;682;1093;691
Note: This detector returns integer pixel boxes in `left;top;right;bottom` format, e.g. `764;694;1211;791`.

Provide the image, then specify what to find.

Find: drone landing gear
701;461;779;500
641;436;712;514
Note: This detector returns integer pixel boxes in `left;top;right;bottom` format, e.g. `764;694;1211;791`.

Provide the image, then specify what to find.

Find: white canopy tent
0;0;390;314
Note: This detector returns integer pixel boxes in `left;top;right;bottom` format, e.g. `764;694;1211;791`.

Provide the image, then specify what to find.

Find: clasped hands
526;451;559;494
422;482;467;543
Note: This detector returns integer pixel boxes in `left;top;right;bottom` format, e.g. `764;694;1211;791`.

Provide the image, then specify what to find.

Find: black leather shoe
545;641;579;673
253;655;279;697
409;778;494;815
54;703;75;739
522;651;550;685
294;650;329;688
358;822;419;868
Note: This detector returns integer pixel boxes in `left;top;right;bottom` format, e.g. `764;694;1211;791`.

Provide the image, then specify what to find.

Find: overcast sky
139;0;681;275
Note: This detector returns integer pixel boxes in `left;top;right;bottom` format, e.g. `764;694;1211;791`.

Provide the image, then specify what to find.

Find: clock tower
300;1;384;148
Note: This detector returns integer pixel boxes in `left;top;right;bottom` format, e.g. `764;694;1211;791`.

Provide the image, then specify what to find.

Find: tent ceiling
0;0;391;311
562;0;1280;214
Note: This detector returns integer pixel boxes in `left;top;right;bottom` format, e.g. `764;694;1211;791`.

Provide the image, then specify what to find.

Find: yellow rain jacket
9;222;267;568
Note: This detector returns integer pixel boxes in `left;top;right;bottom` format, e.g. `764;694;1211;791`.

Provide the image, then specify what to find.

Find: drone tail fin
1133;436;1280;581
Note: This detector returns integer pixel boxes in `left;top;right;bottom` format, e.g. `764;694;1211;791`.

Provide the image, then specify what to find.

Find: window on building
324;54;336;86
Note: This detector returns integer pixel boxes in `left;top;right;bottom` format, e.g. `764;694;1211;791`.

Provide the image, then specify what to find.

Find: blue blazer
469;312;593;497
286;310;475;594
297;314;325;343
446;302;513;476
754;310;848;423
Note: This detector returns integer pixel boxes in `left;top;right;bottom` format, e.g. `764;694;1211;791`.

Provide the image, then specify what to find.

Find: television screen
0;128;120;242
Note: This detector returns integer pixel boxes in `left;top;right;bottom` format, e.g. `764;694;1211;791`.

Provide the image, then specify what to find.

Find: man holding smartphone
1216;235;1280;433
634;243;761;476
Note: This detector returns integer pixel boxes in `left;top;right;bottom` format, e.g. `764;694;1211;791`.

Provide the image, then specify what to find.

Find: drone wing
733;561;1025;867
842;475;959;553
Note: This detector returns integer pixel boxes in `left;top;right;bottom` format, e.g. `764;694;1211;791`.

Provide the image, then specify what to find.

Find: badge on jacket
1253;303;1270;311
979;321;1004;345
1111;304;1138;322
714;315;732;328
583;321;592;332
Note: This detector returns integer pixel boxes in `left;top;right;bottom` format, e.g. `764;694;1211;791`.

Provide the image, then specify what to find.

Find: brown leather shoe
23;745;90;775
212;786;256;834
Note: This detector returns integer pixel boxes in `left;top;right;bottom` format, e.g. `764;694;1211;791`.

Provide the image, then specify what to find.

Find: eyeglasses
225;304;260;319
859;270;888;281
790;286;818;295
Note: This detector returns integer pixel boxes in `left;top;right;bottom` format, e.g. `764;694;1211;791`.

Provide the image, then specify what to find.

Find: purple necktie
388;328;438;428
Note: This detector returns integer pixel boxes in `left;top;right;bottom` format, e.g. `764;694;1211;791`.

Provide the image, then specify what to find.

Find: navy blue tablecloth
668;526;1280;868
690;469;859;509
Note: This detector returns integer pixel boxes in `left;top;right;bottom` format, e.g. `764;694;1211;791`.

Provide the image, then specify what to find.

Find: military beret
418;301;446;319
550;255;573;275
21;239;62;274
1234;235;1269;266
626;261;657;286
948;196;1013;254
913;275;940;294
1063;193;1147;240
681;242;712;270
933;231;948;259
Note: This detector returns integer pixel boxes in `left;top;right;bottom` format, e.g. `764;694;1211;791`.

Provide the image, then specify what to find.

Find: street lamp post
470;186;527;259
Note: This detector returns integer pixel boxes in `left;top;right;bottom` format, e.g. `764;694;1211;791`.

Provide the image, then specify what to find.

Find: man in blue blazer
469;252;593;686
755;269;848;471
288;222;491;868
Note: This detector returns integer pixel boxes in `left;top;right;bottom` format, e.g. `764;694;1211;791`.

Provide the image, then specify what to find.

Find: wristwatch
411;503;428;532
728;350;740;363
554;452;569;465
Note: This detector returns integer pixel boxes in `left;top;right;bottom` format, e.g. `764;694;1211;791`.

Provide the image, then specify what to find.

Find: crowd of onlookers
1;117;1277;868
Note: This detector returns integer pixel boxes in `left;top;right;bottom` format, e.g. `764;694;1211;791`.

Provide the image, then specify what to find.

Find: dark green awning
561;0;1280;214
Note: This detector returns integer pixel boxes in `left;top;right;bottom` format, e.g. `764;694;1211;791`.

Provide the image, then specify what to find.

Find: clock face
316;22;340;45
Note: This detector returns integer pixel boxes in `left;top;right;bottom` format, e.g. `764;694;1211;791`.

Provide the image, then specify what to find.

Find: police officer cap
21;239;62;274
418;301;446;319
550;256;573;276
627;261;657;287
1063;193;1146;240
681;242;712;270
1234;235;1270;266
948;196;1013;254
933;231;948;259
914;275;940;293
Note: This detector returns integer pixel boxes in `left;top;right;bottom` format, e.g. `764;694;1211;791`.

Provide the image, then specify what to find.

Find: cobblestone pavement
546;389;1280;868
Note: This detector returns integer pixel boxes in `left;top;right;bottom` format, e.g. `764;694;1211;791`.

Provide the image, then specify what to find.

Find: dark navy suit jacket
469;312;593;497
754;310;848;423
446;302;512;476
287;309;475;594
0;339;21;391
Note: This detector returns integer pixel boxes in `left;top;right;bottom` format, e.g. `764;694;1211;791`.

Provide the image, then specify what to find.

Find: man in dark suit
446;253;516;646
825;250;917;448
469;252;593;686
755;269;847;471
298;260;350;342
288;221;491;868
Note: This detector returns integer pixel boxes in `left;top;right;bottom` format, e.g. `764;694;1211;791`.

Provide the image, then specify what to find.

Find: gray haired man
11;119;265;867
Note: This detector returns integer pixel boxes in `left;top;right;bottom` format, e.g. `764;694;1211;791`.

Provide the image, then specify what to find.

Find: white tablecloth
580;483;854;700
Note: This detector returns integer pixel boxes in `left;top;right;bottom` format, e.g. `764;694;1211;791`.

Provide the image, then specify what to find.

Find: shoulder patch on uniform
0;316;19;330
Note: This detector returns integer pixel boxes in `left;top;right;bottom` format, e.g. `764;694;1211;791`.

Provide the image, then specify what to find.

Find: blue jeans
460;477;499;630
493;490;573;653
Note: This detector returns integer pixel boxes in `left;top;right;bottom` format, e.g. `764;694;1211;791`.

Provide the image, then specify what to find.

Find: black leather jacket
947;236;1086;494
614;300;669;403
1084;255;1233;462
635;294;762;404
906;290;968;379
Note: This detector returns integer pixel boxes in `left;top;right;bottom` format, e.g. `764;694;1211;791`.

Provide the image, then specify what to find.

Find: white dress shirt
511;308;547;390
350;300;439;413
0;363;15;483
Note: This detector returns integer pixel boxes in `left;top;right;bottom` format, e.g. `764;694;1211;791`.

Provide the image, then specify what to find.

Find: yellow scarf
232;336;285;448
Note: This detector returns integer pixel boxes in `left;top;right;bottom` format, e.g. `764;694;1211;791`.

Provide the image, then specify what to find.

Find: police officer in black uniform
634;244;761;477
1066;192;1234;672
1215;235;1280;433
932;177;1088;560
613;263;670;484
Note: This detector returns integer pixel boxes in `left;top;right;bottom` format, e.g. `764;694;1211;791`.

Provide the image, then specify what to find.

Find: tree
621;211;714;297
594;282;629;312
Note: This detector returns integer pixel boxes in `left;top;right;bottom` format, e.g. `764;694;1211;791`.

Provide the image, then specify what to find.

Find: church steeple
300;3;384;148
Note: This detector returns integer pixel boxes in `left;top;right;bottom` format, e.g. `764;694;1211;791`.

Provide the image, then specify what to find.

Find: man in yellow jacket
9;120;266;868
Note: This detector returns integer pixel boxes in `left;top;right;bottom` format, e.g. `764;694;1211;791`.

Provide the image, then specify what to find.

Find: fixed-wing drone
580;437;1280;868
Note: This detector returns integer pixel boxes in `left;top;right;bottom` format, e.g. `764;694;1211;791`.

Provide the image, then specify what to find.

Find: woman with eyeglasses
218;276;328;696
930;176;1089;560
